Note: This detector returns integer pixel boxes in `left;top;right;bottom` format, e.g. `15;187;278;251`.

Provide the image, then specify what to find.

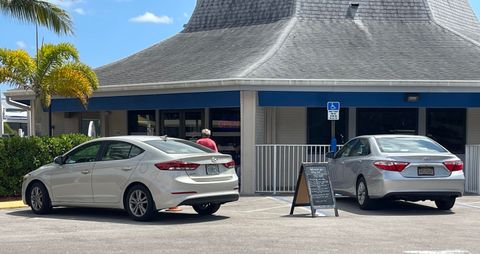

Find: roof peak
184;0;479;35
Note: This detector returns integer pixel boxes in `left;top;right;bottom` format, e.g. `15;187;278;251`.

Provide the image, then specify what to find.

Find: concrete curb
0;201;27;210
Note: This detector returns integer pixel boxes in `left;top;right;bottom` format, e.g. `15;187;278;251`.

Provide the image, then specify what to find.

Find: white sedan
22;136;239;221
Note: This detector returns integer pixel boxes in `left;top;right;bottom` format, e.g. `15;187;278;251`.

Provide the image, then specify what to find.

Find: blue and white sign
327;102;340;111
327;101;340;121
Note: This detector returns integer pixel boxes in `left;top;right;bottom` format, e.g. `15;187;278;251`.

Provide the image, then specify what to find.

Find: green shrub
0;134;91;197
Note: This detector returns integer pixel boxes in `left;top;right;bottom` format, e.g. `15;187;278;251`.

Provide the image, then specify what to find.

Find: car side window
65;142;102;164
335;139;358;159
101;141;144;161
348;138;371;157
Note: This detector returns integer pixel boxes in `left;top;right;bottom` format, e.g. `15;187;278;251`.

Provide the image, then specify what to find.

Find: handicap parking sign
327;102;340;111
327;102;340;121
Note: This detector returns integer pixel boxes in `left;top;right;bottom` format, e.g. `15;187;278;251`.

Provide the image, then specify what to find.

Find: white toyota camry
22;136;239;221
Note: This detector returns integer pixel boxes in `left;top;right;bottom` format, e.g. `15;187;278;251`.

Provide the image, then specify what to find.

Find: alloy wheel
30;186;43;211
357;182;366;206
128;190;148;217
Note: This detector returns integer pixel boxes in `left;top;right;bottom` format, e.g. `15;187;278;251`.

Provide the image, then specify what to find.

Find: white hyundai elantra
22;136;239;221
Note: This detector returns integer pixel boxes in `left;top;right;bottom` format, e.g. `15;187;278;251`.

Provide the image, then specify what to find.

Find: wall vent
347;2;360;19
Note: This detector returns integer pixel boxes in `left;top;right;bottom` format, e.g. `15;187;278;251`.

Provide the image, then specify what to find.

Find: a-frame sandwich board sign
290;162;339;217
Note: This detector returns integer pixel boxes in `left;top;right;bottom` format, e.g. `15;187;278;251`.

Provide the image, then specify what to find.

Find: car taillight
224;160;235;169
443;160;463;171
373;161;410;172
155;161;200;171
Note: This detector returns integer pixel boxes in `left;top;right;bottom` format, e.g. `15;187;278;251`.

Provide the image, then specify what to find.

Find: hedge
0;134;92;197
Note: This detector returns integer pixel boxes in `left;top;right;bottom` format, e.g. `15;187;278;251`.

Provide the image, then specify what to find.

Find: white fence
465;145;480;194
255;144;339;194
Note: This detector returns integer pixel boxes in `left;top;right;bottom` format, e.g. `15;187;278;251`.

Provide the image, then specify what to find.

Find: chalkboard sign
290;163;338;217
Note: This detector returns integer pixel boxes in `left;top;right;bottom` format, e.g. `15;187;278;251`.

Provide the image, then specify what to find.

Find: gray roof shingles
95;0;480;86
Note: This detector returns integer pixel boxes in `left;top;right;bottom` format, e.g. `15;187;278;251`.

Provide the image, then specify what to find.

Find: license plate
206;165;220;175
418;167;435;176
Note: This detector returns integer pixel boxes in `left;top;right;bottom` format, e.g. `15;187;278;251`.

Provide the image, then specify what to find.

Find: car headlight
23;173;31;180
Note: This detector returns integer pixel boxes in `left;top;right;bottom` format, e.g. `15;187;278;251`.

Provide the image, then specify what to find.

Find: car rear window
375;137;448;154
144;139;215;154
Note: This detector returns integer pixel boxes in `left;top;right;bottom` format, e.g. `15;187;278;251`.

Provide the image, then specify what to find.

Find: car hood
28;163;56;176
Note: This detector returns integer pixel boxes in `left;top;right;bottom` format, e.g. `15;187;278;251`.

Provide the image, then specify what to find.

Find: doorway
160;110;204;141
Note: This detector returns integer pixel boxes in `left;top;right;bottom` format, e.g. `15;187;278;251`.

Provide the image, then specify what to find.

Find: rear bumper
383;192;462;201
368;171;465;200
178;194;239;206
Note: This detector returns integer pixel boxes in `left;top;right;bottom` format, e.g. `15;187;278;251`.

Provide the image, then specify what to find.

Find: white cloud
74;8;85;15
184;12;189;18
16;41;26;49
129;12;173;24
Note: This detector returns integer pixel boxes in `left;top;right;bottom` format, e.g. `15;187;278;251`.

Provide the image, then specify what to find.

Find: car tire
125;185;156;221
29;182;52;215
192;203;221;216
356;177;375;210
435;197;456;210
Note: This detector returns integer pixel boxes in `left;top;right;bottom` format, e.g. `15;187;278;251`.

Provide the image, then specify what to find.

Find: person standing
196;129;218;152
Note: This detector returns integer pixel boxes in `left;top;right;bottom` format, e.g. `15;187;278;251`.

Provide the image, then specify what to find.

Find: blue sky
1;0;480;93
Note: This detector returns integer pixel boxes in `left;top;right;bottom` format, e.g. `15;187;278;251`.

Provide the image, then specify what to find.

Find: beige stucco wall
106;111;128;136
52;112;80;135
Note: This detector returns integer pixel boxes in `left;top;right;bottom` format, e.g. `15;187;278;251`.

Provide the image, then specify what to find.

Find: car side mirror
54;156;64;165
326;152;335;159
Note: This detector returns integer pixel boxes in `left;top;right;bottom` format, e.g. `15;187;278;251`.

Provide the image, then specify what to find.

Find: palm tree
0;0;73;35
0;42;98;122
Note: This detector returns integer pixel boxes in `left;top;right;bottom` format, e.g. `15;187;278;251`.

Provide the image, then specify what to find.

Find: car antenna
160;135;168;141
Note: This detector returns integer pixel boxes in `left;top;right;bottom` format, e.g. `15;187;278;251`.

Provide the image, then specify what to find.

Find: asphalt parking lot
1;195;480;254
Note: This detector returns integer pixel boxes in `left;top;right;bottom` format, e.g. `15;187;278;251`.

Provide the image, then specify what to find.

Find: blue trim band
50;91;240;112
258;92;480;108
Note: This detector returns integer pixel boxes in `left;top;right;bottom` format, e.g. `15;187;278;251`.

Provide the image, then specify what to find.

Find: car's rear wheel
125;185;156;221
29;182;52;214
435;197;456;210
356;177;375;210
192;203;221;215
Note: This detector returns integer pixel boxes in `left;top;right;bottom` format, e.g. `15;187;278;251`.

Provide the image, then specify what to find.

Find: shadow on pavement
335;197;455;216
7;207;229;225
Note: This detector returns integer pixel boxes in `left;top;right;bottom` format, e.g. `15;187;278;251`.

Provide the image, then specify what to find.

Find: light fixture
405;93;420;103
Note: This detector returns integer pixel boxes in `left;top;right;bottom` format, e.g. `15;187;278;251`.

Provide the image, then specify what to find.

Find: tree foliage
0;0;73;35
0;43;98;108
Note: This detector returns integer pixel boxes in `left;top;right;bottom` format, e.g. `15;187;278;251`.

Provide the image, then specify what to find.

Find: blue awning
258;92;480;108
50;91;240;112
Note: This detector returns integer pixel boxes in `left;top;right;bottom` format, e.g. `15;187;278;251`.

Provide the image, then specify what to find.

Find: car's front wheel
125;185;156;221
356;177;375;210
435;197;456;210
29;182;52;214
192;203;221;215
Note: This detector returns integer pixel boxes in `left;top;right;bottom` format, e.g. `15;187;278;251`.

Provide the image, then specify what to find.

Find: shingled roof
96;0;480;87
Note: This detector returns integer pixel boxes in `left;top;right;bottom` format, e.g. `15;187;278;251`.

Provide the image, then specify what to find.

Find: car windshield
144;139;215;154
375;137;448;154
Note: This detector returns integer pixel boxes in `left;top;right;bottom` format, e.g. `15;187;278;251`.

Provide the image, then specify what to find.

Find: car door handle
81;170;90;175
122;167;133;171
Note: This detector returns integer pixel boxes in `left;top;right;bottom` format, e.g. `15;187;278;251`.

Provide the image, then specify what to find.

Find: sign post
290;162;339;217
327;102;340;153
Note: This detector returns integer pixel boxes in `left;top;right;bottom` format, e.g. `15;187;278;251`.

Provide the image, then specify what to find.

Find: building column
240;91;257;194
418;108;427;136
204;108;210;129
348;107;357;140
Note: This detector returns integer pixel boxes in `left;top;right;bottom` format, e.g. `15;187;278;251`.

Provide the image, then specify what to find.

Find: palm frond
0;48;35;89
43;64;97;108
36;43;79;82
1;0;73;35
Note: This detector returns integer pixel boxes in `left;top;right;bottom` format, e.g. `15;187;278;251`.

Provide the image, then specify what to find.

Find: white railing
465;145;480;194
255;144;341;194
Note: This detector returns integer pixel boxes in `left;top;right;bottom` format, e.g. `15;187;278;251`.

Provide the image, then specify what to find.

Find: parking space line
404;250;471;254
457;203;480;209
243;204;291;213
